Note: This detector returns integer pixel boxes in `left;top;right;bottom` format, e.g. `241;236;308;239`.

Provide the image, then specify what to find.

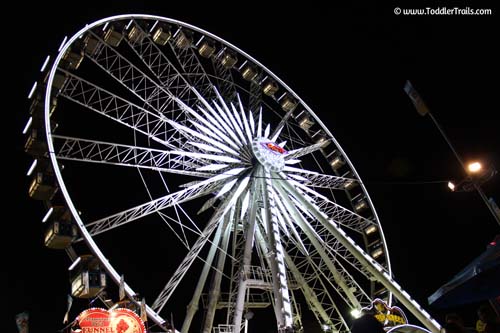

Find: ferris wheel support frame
202;215;232;333
231;172;261;333
182;218;226;332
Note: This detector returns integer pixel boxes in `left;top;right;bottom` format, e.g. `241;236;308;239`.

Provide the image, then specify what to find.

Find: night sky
6;2;499;333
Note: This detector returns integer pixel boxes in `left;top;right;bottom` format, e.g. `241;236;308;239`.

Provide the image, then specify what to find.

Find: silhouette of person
442;322;468;333
445;313;476;333
477;304;500;333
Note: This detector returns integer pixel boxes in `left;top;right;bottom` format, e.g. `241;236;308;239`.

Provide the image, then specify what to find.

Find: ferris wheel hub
251;137;287;172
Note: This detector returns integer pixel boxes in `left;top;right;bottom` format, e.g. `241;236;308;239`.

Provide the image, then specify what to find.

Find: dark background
6;2;499;332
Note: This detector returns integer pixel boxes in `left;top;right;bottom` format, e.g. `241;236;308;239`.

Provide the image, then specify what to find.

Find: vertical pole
182;220;224;332
232;177;259;332
405;81;500;227
202;216;231;333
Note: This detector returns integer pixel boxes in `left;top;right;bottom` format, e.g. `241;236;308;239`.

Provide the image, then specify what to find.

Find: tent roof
428;235;500;308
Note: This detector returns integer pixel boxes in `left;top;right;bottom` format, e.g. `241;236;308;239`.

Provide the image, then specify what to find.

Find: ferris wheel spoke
281;248;350;332
228;101;256;160
276;172;442;331
285;140;330;160
211;48;238;102
213;92;248;145
269;185;303;245
299;227;373;305
188;120;243;153
179;168;247;190
85;30;191;123
199;96;255;162
195;102;235;139
195;100;244;150
287;256;350;333
84;174;231;237
269;107;294;142
152;175;251;313
288;223;371;308
272;116;311;153
59;72;182;148
277;225;356;333
197;193;224;215
168;150;243;164
157;203;237;267
52;135;209;177
283;181;375;276
229;102;245;136
259;172;294;328
315;249;371;305
255;215;350;332
292;200;374;282
151;214;223;312
212;89;244;137
175;98;242;151
187;142;223;155
285;166;359;190
236;94;255;144
123;21;212;109
172;99;242;156
272;180;364;310
230;100;253;148
263;124;271;138
286;177;376;233
246;77;263;115
166;27;218;101
193;93;237;136
274;205;291;239
166;119;242;158
222;200;247;328
310;222;371;276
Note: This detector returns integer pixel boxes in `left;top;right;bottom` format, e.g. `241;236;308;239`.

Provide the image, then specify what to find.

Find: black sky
6;2;500;333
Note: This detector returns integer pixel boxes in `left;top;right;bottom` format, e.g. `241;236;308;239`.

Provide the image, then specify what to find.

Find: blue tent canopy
428;235;500;308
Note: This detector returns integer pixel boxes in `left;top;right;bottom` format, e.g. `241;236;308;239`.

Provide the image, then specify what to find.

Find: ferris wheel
24;14;441;333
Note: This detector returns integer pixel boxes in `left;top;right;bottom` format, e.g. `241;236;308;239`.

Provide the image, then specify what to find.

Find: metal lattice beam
53;135;207;177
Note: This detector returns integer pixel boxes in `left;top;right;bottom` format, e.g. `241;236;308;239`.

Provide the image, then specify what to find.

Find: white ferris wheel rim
42;13;396;332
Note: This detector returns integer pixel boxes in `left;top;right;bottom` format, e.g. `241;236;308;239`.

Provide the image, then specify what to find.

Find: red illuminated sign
263;142;287;154
77;308;146;333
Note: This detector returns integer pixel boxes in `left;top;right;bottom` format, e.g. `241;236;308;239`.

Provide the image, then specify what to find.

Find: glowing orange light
467;161;482;173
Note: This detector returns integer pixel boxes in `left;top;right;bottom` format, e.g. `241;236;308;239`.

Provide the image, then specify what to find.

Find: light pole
448;161;498;193
404;80;500;228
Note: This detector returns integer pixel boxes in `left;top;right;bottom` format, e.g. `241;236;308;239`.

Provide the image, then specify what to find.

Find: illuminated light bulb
350;309;362;318
467;162;482;173
447;181;456;191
